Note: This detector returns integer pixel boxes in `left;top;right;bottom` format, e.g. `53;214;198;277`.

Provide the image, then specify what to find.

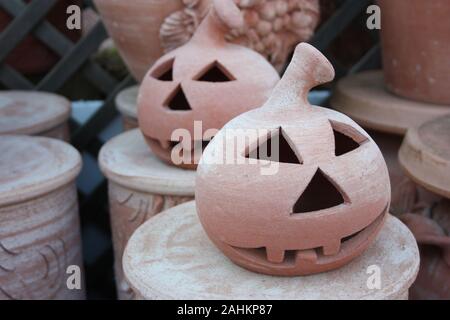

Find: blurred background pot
378;0;450;105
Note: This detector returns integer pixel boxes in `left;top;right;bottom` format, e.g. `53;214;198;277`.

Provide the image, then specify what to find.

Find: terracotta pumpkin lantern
196;43;391;276
138;0;280;169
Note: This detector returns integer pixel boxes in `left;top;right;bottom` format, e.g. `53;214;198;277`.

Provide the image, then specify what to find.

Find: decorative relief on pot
160;0;320;71
400;201;450;300
0;185;84;300
196;43;391;276
108;182;193;300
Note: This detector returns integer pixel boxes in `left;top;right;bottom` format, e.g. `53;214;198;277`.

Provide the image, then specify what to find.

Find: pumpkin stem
264;43;335;109
191;0;244;45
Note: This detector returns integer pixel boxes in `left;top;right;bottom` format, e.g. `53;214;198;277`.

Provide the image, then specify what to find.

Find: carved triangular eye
196;61;235;82
246;128;302;164
330;120;368;156
293;168;346;214
152;58;174;81
166;85;192;111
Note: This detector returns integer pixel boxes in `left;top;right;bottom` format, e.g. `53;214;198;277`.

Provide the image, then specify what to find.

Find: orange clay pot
196;43;391;276
138;0;280;169
379;0;450;105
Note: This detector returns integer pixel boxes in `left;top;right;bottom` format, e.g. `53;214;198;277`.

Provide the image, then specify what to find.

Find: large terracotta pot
94;0;320;81
0;0;81;75
379;0;450;105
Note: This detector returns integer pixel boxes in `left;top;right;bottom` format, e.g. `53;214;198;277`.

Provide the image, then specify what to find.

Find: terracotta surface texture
379;0;450;105
95;0;319;81
0;91;71;141
0;136;84;300
400;200;450;300
99;129;196;299
331;71;450;136
115;86;139;131
138;0;280;169
399;115;450;199
123;201;419;300
195;43;391;276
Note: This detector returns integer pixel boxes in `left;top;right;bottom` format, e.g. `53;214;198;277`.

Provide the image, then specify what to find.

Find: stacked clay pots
196;43;391;276
138;0;280;169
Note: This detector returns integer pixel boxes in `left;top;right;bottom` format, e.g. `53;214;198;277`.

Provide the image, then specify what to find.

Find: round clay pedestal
398;115;450;300
99;129;196;300
123;201;419;300
331;71;449;215
115;86;138;131
0;136;85;300
0;91;71;141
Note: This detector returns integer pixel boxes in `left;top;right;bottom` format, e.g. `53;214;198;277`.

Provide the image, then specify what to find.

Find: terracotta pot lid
99;129;196;196
123;201;419;300
0;135;82;206
331;71;450;136
399;115;450;199
0;91;71;135
115;85;138;119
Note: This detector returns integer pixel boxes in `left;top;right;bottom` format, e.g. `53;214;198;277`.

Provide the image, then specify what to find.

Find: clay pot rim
0;135;82;206
399;117;450;199
0;91;71;135
330;71;450;136
98;129;196;196
115;86;138;119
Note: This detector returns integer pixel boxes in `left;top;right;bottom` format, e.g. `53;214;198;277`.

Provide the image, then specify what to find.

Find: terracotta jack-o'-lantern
138;0;280;170
196;43;391;276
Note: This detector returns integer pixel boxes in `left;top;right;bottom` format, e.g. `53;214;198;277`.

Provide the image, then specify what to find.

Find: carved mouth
227;204;388;270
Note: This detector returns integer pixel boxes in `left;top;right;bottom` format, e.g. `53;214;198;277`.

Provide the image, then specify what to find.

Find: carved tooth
295;249;318;264
323;241;341;256
266;247;285;263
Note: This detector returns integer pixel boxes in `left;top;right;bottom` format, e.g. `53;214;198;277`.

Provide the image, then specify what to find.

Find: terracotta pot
0;91;71;141
124;201;419;299
0;0;81;75
400;203;450;300
99;129;196;299
196;43;391;276
138;0;280;169
0;136;84;300
378;0;450;105
94;0;320;81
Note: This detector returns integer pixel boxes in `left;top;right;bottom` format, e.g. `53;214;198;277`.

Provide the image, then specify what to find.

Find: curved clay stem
264;43;335;109
191;0;244;45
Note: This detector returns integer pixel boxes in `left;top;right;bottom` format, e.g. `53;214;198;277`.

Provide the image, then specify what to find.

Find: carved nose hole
165;85;192;111
292;168;346;214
